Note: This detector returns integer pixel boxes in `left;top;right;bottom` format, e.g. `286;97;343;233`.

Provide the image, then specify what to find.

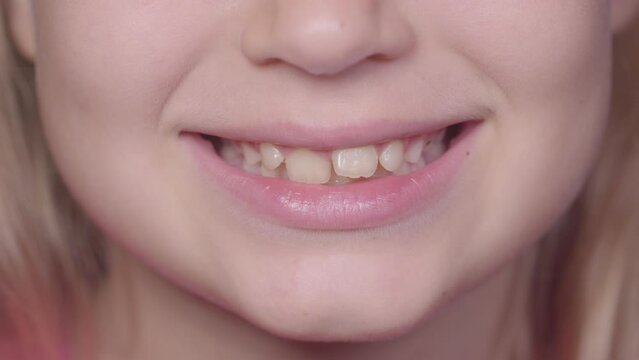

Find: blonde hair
0;5;104;359
549;21;639;359
0;5;637;360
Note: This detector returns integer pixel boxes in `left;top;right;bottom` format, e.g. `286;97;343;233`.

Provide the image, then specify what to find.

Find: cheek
442;1;612;265
441;1;611;99
32;1;240;230
31;3;246;294
33;2;220;123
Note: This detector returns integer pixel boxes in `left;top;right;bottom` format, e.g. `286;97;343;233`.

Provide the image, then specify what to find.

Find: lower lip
181;122;481;230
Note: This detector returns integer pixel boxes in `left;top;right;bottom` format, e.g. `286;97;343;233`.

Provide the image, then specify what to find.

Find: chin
224;280;445;343
243;307;426;343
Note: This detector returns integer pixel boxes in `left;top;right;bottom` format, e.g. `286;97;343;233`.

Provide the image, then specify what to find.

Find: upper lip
182;117;483;150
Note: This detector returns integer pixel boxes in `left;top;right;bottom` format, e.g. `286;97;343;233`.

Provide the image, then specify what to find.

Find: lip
180;120;481;230
181;117;478;150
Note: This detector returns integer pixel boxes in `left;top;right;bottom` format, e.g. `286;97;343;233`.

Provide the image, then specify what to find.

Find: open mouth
182;119;479;229
200;122;466;186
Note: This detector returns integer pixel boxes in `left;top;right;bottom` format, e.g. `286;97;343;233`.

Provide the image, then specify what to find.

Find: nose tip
242;1;415;76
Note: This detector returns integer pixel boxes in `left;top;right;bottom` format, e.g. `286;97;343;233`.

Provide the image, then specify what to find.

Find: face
30;1;612;341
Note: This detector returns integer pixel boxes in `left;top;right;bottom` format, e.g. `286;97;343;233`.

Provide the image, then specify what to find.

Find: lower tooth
409;158;426;172
327;174;353;185
371;166;391;179
393;163;412;176
242;162;261;175
260;165;282;178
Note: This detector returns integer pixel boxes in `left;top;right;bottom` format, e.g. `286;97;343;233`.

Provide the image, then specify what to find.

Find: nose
242;0;415;76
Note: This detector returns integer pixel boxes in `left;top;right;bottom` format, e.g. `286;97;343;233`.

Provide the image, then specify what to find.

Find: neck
75;244;536;360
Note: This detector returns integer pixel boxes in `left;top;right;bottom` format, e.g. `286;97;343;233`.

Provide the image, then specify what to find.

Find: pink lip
180;121;481;230
182;117;477;150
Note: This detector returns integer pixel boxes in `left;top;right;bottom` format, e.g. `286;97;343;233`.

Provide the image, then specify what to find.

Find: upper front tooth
331;145;378;179
379;140;404;172
260;143;284;170
285;149;331;184
241;143;261;165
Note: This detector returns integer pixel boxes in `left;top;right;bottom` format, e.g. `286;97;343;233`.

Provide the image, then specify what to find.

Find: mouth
180;119;481;230
201;122;464;186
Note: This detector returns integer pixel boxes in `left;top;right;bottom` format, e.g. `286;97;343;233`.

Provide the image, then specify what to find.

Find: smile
180;119;481;230
204;124;457;185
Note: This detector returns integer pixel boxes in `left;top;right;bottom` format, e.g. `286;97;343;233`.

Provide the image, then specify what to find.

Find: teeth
378;140;404;172
371;166;391;178
408;158;426;172
404;137;425;164
327;173;354;185
219;142;243;167
393;162;412;175
285;149;332;184
241;143;261;165
260;164;283;178
423;131;446;163
260;143;284;170
242;161;261;175
331;145;378;179
215;127;452;184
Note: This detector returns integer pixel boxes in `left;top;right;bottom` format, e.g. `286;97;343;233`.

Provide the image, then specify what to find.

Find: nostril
244;21;381;76
273;41;380;76
241;1;415;76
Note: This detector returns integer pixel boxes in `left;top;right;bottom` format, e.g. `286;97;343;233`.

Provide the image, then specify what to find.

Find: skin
7;1;639;359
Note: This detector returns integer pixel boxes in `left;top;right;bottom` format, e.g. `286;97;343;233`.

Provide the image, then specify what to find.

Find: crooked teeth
215;127;452;185
285;149;332;184
331;145;378;179
379;140;404;172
